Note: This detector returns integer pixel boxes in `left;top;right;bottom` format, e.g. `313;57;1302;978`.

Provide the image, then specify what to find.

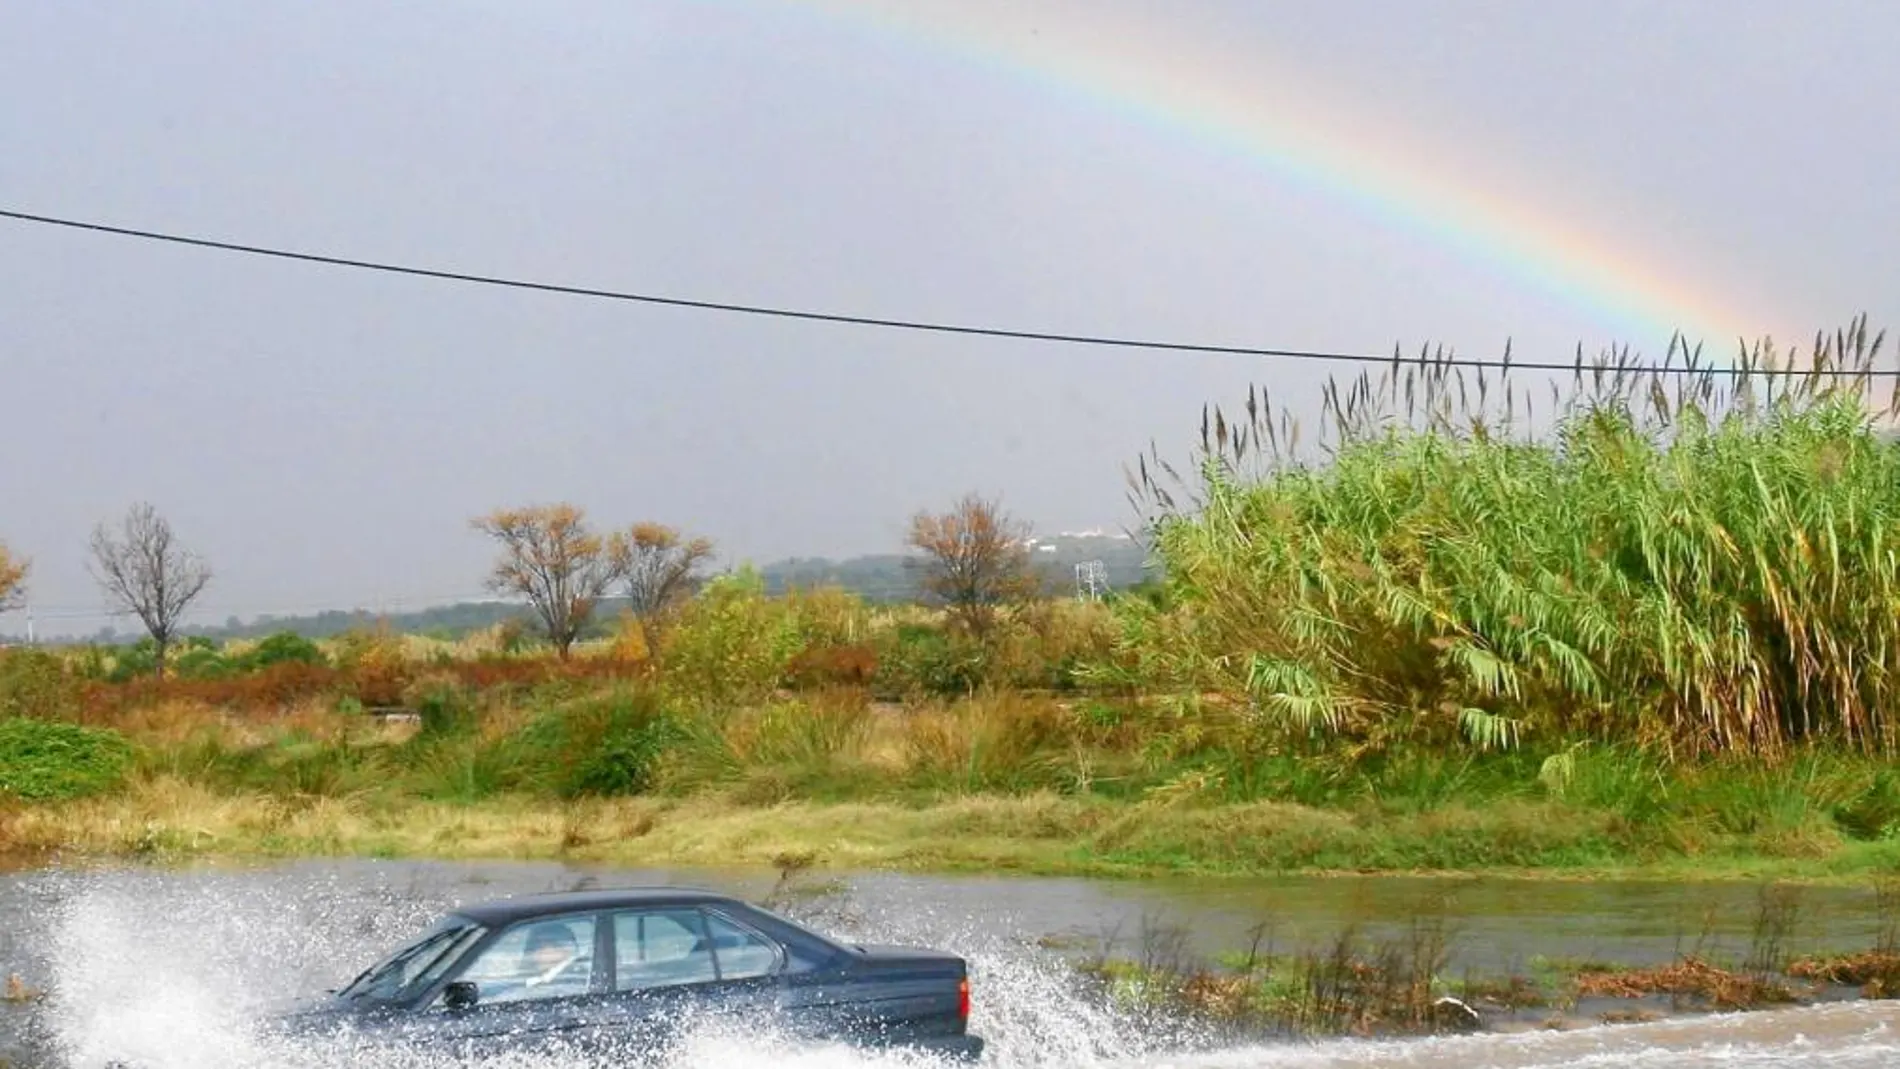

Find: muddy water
2;858;1896;1068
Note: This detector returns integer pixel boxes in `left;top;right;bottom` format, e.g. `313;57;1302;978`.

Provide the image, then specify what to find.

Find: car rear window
612;909;718;990
701;911;780;979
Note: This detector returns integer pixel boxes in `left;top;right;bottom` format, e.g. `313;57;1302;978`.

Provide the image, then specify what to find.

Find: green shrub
106;639;159;683
568;706;678;797
412;683;478;738
167;733;384;798
874;624;984;699
242;632;328;671
492;689;680;798
0;649;79;720
401;739;510;802
0;718;133;800
495;618;536;656
1833;767;1900;840
174;641;236;681
659;568;802;707
987;600;1121;692
784;584;874;649
900;692;1083;793
71;644;113;683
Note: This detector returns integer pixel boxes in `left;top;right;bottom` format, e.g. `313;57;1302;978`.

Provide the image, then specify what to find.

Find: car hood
261;995;405;1037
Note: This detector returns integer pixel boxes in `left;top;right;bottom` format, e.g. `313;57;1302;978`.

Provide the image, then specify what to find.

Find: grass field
5;777;1898;884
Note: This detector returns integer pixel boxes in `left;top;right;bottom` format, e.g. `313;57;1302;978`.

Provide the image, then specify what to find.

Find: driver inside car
520;923;587;992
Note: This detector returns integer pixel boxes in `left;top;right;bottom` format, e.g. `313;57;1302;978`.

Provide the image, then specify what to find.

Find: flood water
2;857;1897;1068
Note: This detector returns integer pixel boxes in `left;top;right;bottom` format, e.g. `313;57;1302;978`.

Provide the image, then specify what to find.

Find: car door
693;907;789;1021
409;910;611;1057
594;906;789;1051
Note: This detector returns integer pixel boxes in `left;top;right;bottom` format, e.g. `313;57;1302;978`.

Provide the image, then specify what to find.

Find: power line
2;206;1887;377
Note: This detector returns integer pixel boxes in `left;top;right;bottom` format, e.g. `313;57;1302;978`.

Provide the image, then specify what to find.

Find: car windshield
335;915;486;1003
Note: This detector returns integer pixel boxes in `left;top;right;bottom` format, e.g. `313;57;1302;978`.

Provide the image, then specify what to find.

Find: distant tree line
463;495;1157;659
0;496;1159;657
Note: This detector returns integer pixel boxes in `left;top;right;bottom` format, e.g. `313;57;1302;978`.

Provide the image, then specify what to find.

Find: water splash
20;863;1177;1069
35;865;446;1069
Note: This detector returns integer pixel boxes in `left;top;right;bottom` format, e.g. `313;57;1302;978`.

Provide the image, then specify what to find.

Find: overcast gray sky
2;0;1895;634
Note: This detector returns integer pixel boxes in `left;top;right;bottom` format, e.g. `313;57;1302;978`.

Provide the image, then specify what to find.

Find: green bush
492;689;680;798
983;601;1121;693
106;639;159;683
412;683;478;738
71;644;113;683
174;640;236;680
404;740;511;802
569;708;677;796
164;733;384;798
1833;767;1900;841
0;649;79;720
874;624;984;699
241;631;328;671
659;569;802;707
0;718;133;800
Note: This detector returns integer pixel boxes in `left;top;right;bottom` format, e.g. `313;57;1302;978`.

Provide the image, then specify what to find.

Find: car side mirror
443;981;479;1010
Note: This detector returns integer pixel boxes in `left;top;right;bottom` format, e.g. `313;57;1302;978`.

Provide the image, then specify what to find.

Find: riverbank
9;778;1900;884
1079;925;1900;1039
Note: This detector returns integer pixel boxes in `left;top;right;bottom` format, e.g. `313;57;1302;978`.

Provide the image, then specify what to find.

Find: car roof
448;887;748;926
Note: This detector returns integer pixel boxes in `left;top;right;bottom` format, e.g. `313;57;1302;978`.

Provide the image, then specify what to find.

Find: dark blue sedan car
275;887;985;1061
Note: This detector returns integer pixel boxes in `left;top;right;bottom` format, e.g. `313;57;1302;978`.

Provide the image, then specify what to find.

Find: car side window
701;911;781;980
450;915;596;1006
612;909;718;991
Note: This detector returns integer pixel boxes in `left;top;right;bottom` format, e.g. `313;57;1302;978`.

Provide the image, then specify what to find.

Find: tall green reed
1129;318;1900;759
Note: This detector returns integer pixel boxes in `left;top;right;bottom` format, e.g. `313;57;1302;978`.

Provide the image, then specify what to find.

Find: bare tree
615;522;716;647
90;503;213;678
906;493;1038;636
472;504;624;659
0;542;27;614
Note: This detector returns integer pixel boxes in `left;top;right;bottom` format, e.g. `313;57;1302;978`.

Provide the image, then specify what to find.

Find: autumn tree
615;522;715;646
472;504;624;659
89;503;213;679
906;493;1038;635
0;542;27;613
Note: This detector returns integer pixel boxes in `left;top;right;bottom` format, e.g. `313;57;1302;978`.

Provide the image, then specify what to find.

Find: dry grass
0;778;1709;880
0;777;1216;873
106;699;233;744
80;663;342;722
1571;958;1798;1010
106;697;401;750
9;770;1900;883
0;777;1095;870
1786;951;1900;996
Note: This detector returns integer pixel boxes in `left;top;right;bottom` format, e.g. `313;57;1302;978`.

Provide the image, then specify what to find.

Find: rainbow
775;1;1769;351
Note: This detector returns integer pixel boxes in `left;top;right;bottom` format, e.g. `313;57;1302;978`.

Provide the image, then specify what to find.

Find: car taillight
958;976;970;1019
